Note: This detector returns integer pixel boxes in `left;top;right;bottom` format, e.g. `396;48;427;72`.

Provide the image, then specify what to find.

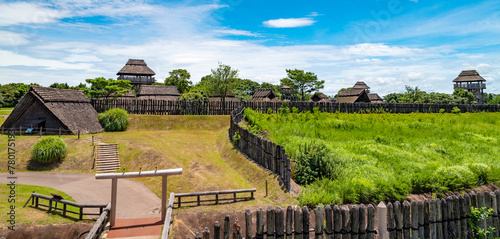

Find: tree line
1;63;499;107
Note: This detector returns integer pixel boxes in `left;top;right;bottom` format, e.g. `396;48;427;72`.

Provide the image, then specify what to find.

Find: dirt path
0;172;161;219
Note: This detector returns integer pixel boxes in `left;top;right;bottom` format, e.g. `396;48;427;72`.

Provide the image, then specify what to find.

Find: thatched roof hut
368;93;384;103
453;70;486;82
249;88;281;102
1;86;103;134
336;88;370;103
208;93;240;102
453;70;486;104
136;85;180;101
352;81;370;93
308;92;330;103
117;59;156;85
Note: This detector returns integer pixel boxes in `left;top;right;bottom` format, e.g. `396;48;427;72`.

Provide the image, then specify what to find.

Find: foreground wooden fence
189;190;500;239
229;105;291;192
91;99;500;115
85;203;112;239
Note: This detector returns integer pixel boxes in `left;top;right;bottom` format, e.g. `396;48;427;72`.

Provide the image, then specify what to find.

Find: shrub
439;108;446;113
292;141;338;185
31;137;67;165
468;163;491;184
435;166;477;191
98;108;129;131
451;107;461;114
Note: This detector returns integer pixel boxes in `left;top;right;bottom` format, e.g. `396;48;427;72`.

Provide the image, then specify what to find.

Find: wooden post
485;192;493;229
267;206;276;239
464;193;472;238
411;201;418;239
79;207;83;220
402;201;410;239
224;215;230;239
477;191;486;231
341;205;350;239
195;232;201;239
246;209;253;239
315;206;324;239
294;206;303;239
302;206;310;239
494;191;500;237
424;199;430;239
40;126;42;137
441;198;448;239
161;175;167;221
63;203;67;216
367;204;375;239
351;205;359;239
78;130;80;139
378;202;389;239
203;227;210;239
459;195;467;239
325;205;334;239
59;128;61;137
430;199;437;239
359;204;366;239
110;178;118;227
256;208;264;239
276;207;285;239
233;218;242;239
286;206;293;239
214;221;221;239
386;202;395;239
266;180;268;197
436;199;443;239
393;201;402;239
20;126;22;136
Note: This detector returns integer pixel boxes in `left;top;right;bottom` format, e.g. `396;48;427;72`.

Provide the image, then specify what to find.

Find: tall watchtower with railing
453;70;486;104
116;59;156;88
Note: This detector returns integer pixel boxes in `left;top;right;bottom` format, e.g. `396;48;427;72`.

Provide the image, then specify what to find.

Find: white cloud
263;18;316;28
0;30;30;46
0;2;67;26
213;27;260;37
0;49;93;70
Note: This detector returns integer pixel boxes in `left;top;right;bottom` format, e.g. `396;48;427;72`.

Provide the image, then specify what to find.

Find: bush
98;108;129;131
468;163;491;184
439;108;446;113
292;141;339;185
451;107;461;114
31;137;67;165
435;166;477;191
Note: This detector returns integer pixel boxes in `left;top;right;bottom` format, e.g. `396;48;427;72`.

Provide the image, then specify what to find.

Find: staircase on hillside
93;143;120;173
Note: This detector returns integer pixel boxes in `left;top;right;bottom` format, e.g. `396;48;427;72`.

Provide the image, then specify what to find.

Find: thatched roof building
453;70;486;104
117;59;156;85
336;88;370;103
209;93;240;102
368;93;384;103
249;88;281;102
352;81;370;93
1;86;103;134
280;85;298;101
308;92;330;103
136;85;180;101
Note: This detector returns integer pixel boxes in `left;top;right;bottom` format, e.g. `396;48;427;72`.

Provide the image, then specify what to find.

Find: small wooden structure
453;70;486;104
95;168;182;227
174;188;256;208
117;59;156;86
336;88;371;103
308;92;330;103
136;85;180;101
368;93;384;103
1;86;103;134
24;192;108;219
249;88;281;102
352;81;371;93
280;85;297;101
94;143;120;173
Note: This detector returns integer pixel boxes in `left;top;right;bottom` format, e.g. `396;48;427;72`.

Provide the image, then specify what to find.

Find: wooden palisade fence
91;99;500;115
229;105;291;192
190;190;500;239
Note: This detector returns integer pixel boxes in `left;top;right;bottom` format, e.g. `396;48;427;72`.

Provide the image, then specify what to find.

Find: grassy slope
0;114;295;215
246;109;500;205
0;184;92;228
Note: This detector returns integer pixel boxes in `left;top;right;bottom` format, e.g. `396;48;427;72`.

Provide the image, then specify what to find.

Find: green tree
487;94;500;105
178;90;208;102
206;62;239;102
0;83;32;107
452;88;475;104
281;69;324;101
233;79;260;101
84;77;131;99
164;69;192;93
49;82;70;89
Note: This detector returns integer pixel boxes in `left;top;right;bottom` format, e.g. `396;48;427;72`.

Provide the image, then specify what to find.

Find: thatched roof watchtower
117;59;156;86
453;70;486;104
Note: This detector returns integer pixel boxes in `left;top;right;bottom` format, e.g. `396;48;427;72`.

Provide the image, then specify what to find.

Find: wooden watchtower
453;70;486;104
117;59;156;88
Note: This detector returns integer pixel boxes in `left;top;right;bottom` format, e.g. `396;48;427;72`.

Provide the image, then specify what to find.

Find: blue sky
0;0;499;96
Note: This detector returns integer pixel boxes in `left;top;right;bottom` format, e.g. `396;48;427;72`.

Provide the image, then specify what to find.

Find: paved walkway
0;172;162;219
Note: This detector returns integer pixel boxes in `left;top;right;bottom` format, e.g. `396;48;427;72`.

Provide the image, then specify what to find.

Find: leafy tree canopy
84;77;131;99
205;62;239;102
0;83;36;107
164;69;192;93
281;69;324;101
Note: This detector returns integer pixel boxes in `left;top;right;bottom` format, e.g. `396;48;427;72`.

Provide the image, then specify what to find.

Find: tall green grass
98;108;129;131
243;108;500;206
31;137;67;165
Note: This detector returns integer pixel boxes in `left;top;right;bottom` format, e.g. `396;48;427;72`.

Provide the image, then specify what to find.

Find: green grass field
0;184;91;228
243;108;500;206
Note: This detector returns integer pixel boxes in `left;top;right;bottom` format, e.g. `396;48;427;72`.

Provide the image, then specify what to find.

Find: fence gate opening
95;168;182;226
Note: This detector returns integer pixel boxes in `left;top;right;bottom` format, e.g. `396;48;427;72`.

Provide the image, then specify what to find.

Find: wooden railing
174;189;256;208
161;193;175;239
85;203;112;239
23;192;108;220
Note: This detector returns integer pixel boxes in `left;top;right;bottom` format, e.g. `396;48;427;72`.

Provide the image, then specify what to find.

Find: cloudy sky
0;0;499;96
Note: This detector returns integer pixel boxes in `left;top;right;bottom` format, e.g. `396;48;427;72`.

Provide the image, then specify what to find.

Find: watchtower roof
452;70;486;82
